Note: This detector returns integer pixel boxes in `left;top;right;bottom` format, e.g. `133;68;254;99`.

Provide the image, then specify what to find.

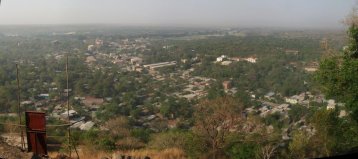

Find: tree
226;142;259;159
344;9;358;58
257;144;277;159
206;82;225;100
288;105;309;123
288;109;358;158
193;96;245;158
316;10;358;121
131;128;151;143
289;130;311;159
309;109;338;157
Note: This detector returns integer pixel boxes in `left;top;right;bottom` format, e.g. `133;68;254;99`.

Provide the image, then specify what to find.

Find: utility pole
16;64;26;150
65;54;80;159
66;54;71;157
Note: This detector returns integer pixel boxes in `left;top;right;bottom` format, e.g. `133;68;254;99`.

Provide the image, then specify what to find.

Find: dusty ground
0;138;33;159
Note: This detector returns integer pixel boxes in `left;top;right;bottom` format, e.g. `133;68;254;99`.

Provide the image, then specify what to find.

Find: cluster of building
48;96;107;130
304;62;319;73
255;90;347;119
174;76;214;100
84;39;180;74
241;89;348;141
87;38;150;53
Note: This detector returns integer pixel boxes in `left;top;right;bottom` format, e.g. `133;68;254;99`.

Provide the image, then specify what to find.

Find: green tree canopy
316;12;358;121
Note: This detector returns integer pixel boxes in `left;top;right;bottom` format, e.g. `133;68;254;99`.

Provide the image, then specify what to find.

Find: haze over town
0;0;356;28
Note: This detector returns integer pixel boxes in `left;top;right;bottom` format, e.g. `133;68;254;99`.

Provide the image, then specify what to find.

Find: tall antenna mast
16;64;25;150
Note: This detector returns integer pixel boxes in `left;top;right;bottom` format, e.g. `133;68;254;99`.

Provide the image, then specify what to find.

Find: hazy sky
0;0;356;28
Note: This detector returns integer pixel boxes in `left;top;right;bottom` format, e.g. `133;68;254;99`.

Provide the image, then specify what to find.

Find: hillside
0;138;32;159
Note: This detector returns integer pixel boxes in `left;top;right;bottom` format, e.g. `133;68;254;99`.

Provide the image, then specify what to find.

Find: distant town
0;26;354;158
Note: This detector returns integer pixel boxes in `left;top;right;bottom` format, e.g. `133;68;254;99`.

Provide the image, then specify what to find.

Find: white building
244;57;257;63
264;92;275;99
285;98;298;105
285;93;306;105
221;61;232;66
130;57;143;65
327;99;336;110
21;101;33;105
80;121;95;131
87;45;95;52
339;110;347;118
181;59;188;63
95;38;103;46
230;57;240;62
143;61;177;70
216;55;227;62
304;67;318;72
60;110;78;119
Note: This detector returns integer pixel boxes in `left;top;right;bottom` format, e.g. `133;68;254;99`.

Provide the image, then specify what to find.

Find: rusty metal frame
25;111;48;156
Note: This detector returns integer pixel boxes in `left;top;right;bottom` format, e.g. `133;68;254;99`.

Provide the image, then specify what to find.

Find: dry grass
48;147;186;159
78;148;112;159
48;146;111;159
114;148;186;159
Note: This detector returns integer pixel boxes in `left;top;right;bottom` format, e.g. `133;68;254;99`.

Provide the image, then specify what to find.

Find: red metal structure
25;111;48;156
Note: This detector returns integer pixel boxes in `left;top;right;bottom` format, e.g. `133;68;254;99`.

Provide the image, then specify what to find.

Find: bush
98;138;116;151
148;131;187;150
131;128;152;143
226;143;260;159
